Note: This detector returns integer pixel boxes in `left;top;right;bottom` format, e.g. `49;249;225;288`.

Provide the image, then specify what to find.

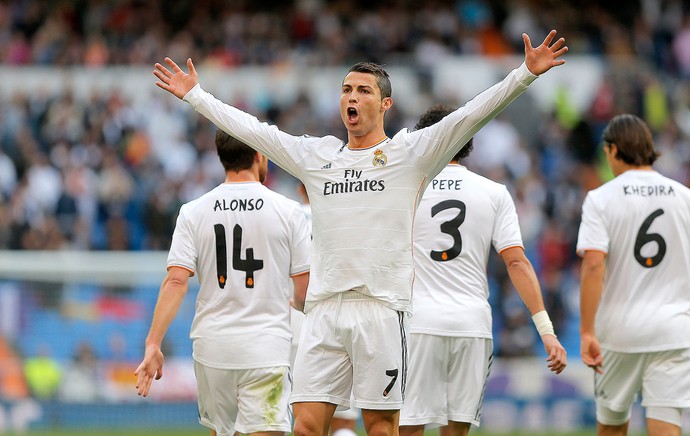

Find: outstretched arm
154;57;200;99
500;246;567;374
579;250;606;374
135;266;191;397
523;30;568;76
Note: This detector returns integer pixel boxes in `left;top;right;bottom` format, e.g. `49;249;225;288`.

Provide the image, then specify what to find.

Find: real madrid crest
372;149;388;167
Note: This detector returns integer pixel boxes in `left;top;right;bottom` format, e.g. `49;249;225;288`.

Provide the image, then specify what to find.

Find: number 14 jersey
576;169;690;352
167;181;311;369
411;164;523;337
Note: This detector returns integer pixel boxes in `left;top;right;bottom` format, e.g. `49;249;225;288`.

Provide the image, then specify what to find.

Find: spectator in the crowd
0;0;690;363
58;341;100;403
22;344;62;401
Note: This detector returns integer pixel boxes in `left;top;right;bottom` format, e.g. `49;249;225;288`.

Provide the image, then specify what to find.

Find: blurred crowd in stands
1;0;690;380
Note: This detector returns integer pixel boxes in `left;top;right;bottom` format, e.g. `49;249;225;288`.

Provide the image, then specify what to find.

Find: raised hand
542;334;567;374
523;30;568;76
153;57;199;99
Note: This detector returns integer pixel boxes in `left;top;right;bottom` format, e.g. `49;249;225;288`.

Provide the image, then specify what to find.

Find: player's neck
347;130;388;149
224;168;260;183
615;164;653;177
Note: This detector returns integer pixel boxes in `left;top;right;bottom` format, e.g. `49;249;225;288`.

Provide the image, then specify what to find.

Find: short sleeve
167;206;198;274
492;186;524;252
576;192;609;257
288;205;311;276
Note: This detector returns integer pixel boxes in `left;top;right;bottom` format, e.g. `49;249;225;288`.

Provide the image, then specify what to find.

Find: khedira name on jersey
623;184;676;197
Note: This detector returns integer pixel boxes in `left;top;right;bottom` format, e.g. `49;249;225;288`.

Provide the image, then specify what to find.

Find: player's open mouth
347;107;358;123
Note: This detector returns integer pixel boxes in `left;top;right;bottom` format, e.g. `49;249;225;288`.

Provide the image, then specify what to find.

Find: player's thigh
646;409;683;434
291;300;353;407
447;337;493;427
194;361;239;436
236;366;292;434
594;350;644;421
399;334;447;426
349;300;407;410
641;348;690;428
641;348;690;409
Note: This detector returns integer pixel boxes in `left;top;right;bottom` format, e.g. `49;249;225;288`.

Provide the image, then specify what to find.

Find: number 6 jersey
167;181;311;369
411;164;523;337
576;169;690;352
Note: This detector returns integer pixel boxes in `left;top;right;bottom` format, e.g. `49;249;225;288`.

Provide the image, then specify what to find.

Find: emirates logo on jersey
323;169;386;195
372;149;387;167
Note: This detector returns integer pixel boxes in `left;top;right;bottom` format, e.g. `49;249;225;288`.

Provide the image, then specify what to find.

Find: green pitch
3;430;648;436
0;426;644;436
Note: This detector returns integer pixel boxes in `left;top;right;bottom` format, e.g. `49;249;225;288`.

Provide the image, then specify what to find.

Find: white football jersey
185;63;537;313
167;182;311;369
576;170;690;352
411;165;523;337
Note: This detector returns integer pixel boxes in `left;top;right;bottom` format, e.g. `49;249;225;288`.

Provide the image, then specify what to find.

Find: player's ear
381;97;393;112
608;143;619;159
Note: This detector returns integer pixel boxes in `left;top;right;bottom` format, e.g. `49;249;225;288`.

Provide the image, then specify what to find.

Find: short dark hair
215;130;256;172
602;114;659;166
415;104;473;162
347;62;392;99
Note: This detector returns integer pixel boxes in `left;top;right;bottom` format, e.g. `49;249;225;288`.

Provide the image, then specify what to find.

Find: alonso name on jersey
213;197;264;211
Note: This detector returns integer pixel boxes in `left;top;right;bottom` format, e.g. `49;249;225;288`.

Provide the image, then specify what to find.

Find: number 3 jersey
167;181;311;369
576;170;690;352
411;164;523;337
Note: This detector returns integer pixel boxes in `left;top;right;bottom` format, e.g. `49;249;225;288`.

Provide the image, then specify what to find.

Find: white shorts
194;362;292;435
595;348;690;426
399;335;493;428
290;306;306;367
333;406;361;421
291;291;408;410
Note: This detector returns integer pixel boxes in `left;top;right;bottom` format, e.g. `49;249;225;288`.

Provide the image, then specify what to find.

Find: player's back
168;181;310;368
578;170;690;352
411;164;523;337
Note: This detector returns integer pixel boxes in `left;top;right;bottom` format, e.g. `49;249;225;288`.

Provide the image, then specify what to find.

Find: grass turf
4;430;649;436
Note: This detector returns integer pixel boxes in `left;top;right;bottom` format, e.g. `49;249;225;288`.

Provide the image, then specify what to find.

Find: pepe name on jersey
323;169;386;196
213;197;264;212
623;184;676;197
430;178;463;191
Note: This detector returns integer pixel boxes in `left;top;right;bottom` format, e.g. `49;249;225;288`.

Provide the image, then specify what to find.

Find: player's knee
365;424;395;436
293;416;327;436
362;412;398;436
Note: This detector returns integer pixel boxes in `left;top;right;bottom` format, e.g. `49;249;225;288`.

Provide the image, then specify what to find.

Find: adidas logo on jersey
321;163;332;169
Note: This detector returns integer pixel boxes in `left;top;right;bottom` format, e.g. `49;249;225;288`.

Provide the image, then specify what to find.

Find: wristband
531;310;555;337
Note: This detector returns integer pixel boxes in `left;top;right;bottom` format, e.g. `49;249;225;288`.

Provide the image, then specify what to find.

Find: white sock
332;428;358;436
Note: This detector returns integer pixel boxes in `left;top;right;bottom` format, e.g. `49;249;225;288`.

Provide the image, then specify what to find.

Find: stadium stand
0;0;689;432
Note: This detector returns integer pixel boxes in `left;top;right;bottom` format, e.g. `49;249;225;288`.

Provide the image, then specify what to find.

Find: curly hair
415;104;473;162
